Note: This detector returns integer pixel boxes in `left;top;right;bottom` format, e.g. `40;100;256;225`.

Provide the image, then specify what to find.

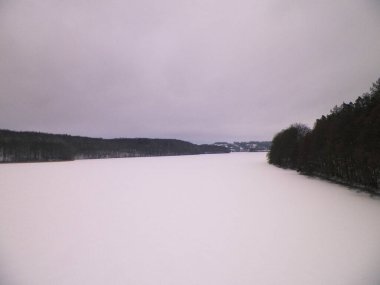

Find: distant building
213;141;271;152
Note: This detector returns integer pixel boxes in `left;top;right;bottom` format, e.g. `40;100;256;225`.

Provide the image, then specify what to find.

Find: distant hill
214;141;271;152
0;130;230;163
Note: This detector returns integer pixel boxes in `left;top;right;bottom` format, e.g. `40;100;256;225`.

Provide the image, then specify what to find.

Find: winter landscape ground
0;153;380;285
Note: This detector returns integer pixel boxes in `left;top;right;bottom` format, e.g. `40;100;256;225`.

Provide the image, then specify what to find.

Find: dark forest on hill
268;78;380;194
0;130;229;163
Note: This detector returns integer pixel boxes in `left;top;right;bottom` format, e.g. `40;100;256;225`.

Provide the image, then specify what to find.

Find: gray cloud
1;0;380;143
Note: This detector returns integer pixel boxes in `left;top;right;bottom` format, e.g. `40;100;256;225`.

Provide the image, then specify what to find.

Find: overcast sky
1;0;380;143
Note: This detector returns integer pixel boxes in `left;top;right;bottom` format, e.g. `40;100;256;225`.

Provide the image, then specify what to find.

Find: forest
0;130;229;163
268;78;380;194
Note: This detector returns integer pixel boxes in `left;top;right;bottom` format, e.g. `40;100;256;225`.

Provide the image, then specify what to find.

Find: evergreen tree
268;78;380;193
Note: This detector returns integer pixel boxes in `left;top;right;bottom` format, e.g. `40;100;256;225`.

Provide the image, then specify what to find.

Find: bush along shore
267;78;380;195
0;130;230;163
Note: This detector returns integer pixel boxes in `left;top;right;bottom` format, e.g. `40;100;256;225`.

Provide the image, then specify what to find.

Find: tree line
268;78;380;194
0;130;229;163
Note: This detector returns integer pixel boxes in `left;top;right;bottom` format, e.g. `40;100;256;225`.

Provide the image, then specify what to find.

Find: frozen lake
0;153;380;285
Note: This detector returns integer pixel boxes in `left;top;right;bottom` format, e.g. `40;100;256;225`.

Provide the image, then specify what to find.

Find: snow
0;153;380;285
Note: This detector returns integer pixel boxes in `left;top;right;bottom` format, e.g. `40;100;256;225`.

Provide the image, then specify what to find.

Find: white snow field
0;153;380;285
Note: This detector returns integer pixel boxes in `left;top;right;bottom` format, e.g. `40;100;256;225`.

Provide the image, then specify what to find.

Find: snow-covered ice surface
0;153;380;285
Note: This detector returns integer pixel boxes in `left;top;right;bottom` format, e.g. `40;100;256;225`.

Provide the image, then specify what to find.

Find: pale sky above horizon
1;0;380;143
